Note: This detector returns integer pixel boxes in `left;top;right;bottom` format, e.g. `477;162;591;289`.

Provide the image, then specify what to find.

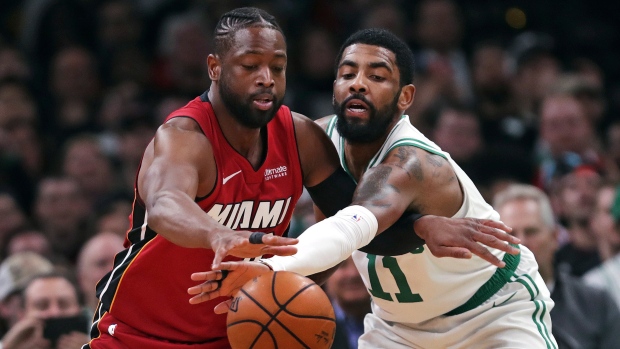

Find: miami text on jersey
207;197;292;229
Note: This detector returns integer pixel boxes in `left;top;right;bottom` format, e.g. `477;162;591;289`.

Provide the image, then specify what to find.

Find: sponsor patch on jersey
264;165;288;181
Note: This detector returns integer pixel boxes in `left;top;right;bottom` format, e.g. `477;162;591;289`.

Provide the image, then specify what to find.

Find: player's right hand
415;216;520;268
188;261;271;310
210;232;298;268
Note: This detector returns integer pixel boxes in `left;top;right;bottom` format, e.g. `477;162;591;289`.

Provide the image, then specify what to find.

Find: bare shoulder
381;145;462;216
291;111;318;132
314;115;334;131
140;116;216;195
291;112;340;187
160;116;204;133
382;146;453;182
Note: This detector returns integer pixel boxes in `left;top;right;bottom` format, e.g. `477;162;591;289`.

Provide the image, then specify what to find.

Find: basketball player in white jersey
189;28;557;348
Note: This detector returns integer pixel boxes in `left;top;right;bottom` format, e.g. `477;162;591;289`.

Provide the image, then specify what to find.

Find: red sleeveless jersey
90;93;303;348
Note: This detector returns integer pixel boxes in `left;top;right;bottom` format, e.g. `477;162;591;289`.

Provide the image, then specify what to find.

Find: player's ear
207;54;221;80
397;84;415;110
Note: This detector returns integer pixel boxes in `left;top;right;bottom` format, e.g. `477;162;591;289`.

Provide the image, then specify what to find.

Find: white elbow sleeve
263;205;378;275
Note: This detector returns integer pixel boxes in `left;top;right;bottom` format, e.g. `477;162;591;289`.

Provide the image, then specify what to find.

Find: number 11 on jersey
366;254;423;303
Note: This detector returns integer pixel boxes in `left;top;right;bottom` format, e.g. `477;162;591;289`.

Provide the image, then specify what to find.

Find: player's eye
242;65;258;70
370;75;386;81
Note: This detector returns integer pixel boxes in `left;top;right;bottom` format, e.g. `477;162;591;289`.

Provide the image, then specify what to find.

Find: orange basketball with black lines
226;271;336;349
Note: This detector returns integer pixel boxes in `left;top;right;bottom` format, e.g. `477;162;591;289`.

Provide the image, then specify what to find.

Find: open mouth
345;98;369;116
253;94;274;111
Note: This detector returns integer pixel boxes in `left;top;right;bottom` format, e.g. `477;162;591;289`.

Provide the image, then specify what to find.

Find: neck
344;117;400;181
209;88;265;168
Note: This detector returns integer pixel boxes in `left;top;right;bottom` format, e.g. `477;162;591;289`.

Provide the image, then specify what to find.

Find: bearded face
333;92;400;143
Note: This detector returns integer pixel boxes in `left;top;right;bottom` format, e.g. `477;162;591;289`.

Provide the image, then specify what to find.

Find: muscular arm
140;117;297;262
353;146;462;234
296;115;512;258
139;117;220;249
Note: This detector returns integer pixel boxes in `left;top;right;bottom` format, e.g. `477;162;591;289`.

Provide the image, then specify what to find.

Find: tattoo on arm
354;166;394;208
426;153;444;167
393;147;423;181
426;153;445;178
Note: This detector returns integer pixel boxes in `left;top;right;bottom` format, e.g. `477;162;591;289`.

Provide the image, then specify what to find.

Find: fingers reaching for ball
188;261;273;305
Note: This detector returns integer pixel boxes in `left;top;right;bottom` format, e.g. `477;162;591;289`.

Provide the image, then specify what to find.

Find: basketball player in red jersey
85;7;518;349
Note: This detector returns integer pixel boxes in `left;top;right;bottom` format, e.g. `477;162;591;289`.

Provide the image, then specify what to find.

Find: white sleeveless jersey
326;115;525;323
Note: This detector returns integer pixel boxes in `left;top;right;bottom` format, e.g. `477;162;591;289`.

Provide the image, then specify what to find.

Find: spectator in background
116;117;156;194
76;232;124;317
92;195;132;238
470;41;537;151
605;121;620;182
584;185;620;308
408;0;472;131
1;272;89;349
34;177;90;264
0;79;43;210
0;252;54;336
61;135;118;210
431;105;483;174
20;0;96;82
153;13;210;97
360;1;407;40
550;166;602;276
429;104;536;203
553;74;606;133
589;184;620;262
495;184;620;349
96;0;150;88
325;257;370;349
0;193;26;247
537;91;602;190
288;27;338;118
509;32;560;127
2;227;52;261
48;47;101;144
0;47;31;81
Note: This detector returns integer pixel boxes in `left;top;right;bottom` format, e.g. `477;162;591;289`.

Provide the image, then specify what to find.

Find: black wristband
249;232;266;244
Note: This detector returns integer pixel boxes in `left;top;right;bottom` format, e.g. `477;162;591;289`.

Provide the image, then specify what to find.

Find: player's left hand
188;261;271;310
210;232;298;268
415;216;520;268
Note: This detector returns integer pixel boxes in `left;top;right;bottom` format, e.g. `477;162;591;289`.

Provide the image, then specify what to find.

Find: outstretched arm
263;145;515;275
140;117;297;265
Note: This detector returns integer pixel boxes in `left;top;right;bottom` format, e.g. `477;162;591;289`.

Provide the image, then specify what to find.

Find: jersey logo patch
222;170;242;184
264;166;287;181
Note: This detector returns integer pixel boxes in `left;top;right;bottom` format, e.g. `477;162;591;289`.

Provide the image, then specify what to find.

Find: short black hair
334;28;414;86
214;7;284;56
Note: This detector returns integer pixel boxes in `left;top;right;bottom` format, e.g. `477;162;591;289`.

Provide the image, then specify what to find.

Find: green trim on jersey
445;244;520;316
339;136;356;183
326;115;338;138
371;138;448;169
514;273;556;349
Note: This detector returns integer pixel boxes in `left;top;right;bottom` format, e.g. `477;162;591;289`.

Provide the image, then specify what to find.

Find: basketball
226;271;336;349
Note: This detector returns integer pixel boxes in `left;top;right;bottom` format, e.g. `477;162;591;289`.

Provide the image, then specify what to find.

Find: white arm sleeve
262;205;378;276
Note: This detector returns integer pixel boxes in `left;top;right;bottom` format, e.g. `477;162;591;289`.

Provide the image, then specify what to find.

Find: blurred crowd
0;0;619;348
